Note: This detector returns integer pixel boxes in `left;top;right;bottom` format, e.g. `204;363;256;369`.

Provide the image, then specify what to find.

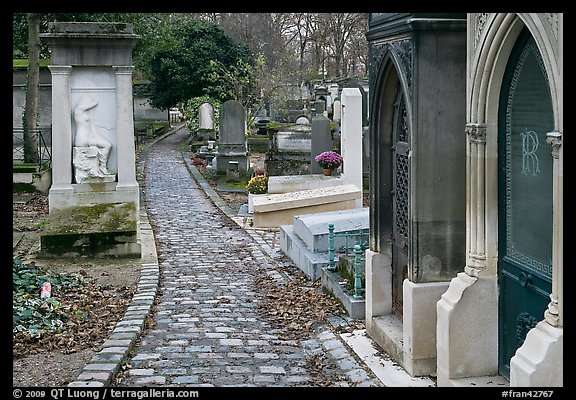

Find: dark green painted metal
497;27;554;380
353;244;365;300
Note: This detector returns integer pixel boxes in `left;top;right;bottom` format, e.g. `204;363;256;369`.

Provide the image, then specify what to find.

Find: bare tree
318;13;367;77
345;14;370;77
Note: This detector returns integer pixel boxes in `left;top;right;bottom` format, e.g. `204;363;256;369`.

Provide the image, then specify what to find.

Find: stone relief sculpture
72;95;115;182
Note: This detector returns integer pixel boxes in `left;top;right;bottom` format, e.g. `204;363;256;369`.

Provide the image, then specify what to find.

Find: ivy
184;95;221;134
12;257;89;339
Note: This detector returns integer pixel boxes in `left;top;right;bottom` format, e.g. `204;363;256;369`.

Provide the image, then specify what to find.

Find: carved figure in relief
73;95;113;175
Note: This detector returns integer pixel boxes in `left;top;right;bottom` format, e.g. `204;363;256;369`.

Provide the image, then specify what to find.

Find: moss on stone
39;202;140;258
43;202;137;235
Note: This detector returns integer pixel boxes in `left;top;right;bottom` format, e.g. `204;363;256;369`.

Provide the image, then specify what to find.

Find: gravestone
328;83;340;101
341;88;363;208
215;100;248;174
197;102;216;140
332;99;342;122
315;100;326;116
296;116;310;125
310;115;332;174
265;123;312;176
40;22;140;211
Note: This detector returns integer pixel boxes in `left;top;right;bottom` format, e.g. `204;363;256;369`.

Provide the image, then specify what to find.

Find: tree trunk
23;12;40;164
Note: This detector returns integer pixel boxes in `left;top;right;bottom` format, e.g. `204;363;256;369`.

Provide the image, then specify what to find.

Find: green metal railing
326;223;369;299
13;127;52;169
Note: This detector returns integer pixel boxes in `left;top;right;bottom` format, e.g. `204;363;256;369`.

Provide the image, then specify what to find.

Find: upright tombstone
197;102;216;140
216;100;248;174
266;123;312;176
295;116;310;125
310;115;332;175
39;22;141;257
340;88;363;208
315;100;326;117
332;99;342;122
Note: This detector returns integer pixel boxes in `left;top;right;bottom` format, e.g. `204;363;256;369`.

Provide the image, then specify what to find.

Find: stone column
113;66;138;194
47;65;73;211
544;131;563;328
465;123;487;276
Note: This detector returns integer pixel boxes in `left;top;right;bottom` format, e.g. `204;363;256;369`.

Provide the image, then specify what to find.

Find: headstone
344;83;369;126
332;99;342;122
328;83;340;101
341;88;363;208
216;100;248;173
197;102;216;140
265;123;312;176
310;115;332;174
296;116;310;125
315;100;326;115
276;131;311;152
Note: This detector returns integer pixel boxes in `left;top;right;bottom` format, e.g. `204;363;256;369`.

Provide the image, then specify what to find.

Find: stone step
279;224;329;281
293;207;369;253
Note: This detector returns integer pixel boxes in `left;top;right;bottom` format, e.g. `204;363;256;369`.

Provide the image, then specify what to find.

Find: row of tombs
36;16;562;388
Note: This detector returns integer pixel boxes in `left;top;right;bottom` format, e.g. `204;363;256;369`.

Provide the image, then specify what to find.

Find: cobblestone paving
115;129;381;387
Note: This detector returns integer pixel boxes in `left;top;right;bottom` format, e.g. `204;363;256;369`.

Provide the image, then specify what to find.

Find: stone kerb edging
67;214;159;387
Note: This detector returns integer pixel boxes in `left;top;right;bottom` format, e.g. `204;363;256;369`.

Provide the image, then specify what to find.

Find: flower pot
323;168;333;176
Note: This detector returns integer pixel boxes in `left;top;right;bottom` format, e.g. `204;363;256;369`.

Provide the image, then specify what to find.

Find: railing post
327;223;336;271
353;244;363;299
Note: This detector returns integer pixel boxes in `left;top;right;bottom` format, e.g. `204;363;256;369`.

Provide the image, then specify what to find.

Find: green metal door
498;28;553;379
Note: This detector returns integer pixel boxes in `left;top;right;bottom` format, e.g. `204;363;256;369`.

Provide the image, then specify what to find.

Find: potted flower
314;150;343;176
246;174;268;213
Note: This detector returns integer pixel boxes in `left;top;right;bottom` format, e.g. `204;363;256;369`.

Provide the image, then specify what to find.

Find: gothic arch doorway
497;26;554;379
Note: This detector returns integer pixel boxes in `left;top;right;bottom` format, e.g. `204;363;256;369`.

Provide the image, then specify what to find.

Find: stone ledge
322;268;365;320
253;184;361;213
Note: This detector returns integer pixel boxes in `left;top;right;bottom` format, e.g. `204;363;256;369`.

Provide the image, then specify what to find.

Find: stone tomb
265;123;312;176
39;21;141;258
251;184;361;228
267;174;343;194
280;207;369;319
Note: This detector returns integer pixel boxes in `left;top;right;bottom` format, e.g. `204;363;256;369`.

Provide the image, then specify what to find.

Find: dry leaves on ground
13;192;139;387
13;277;134;358
255;272;345;340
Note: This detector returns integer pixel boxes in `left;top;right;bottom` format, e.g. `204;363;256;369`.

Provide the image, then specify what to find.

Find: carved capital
546;131;562;158
465;123;487;143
